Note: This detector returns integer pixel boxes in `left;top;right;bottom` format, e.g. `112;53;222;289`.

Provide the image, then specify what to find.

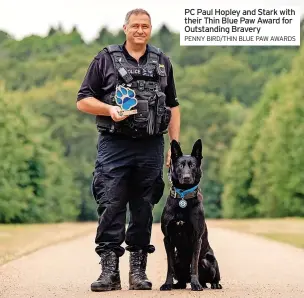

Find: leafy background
0;21;303;223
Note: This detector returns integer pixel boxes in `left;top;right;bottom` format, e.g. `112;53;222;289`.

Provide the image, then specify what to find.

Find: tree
115;29;126;44
179;54;268;106
0;86;79;223
0;30;13;44
20;80;99;221
221;45;304;218
47;27;57;36
221;74;287;218
157;24;174;53
95;27;115;45
249;46;304;217
70;25;84;44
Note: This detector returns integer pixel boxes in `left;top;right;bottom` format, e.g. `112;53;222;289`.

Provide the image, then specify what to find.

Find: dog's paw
202;283;208;288
160;283;172;291
173;282;187;289
211;282;222;289
191;281;204;291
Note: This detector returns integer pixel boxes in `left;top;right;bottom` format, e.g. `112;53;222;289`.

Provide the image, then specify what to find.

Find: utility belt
96;84;171;138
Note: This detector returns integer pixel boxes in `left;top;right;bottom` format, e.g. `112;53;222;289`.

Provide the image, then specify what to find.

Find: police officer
76;8;180;292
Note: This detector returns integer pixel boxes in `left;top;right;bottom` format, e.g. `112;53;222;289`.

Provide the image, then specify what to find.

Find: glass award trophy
115;85;138;116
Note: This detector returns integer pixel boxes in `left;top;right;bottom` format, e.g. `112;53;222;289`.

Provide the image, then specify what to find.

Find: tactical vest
96;44;171;138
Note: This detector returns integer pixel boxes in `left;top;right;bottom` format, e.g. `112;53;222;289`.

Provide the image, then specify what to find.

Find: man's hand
109;106;129;122
166;148;171;167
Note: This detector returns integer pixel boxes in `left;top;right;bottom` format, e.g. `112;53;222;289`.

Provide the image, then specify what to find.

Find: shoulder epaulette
104;44;123;53
148;44;162;55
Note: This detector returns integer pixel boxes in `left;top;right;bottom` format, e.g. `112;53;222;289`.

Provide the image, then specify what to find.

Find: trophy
115;85;138;116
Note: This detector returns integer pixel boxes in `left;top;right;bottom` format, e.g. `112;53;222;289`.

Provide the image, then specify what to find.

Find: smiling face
123;12;152;46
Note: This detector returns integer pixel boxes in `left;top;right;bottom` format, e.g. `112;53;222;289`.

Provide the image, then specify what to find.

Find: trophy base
118;109;138;116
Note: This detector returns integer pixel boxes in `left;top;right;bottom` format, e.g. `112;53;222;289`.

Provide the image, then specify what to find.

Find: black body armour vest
96;44;172;138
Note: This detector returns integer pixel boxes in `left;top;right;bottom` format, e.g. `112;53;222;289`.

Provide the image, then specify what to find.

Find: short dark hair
124;8;151;25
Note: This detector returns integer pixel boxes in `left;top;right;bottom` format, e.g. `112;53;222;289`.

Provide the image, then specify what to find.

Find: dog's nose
183;174;191;183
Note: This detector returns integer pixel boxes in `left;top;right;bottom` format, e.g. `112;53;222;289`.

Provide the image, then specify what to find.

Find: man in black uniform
76;8;180;292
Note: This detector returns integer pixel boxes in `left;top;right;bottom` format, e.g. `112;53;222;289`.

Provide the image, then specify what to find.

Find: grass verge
0;222;96;265
207;218;304;249
1;218;303;266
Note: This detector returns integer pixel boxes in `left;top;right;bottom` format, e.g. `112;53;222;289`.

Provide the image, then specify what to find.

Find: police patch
127;68;154;77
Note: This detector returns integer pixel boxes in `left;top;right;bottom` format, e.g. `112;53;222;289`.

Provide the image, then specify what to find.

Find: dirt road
1;223;304;298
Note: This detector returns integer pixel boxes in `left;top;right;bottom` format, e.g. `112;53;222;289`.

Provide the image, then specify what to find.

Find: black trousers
91;132;165;257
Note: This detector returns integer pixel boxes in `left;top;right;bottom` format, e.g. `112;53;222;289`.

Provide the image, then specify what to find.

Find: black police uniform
77;42;179;291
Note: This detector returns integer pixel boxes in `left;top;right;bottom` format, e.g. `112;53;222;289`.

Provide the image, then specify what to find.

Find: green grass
207;218;304;249
0;222;96;265
259;232;304;248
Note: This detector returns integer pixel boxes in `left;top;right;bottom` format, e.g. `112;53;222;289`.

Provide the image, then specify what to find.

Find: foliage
250;47;304;217
0;86;79;223
0;20;303;222
221;46;304;218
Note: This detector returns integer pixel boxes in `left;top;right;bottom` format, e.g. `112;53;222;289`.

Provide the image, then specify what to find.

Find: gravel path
1;223;304;298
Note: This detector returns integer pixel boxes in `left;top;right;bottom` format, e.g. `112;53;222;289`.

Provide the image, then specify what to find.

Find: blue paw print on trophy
115;85;138;111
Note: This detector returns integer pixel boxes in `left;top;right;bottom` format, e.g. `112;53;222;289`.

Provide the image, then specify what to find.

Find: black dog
160;139;222;291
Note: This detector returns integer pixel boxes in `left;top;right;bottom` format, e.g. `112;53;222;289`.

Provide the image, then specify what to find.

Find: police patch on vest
115;85;138;116
127;68;154;77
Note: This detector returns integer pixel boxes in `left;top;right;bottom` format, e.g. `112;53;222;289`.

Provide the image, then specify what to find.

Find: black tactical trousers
91;132;165;257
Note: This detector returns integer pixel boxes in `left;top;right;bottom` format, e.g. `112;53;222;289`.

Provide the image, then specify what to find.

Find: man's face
123;13;152;45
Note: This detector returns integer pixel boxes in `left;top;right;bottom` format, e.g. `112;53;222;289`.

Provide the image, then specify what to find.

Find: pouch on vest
154;91;166;134
156;64;167;91
156;90;171;134
159;107;171;133
132;100;149;129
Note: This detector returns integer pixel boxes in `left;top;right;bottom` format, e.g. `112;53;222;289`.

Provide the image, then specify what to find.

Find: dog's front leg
160;236;175;291
191;237;203;291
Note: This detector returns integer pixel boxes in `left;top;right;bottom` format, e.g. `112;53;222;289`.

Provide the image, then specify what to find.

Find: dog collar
170;185;199;208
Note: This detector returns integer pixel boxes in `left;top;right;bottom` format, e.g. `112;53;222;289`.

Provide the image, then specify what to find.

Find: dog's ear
171;140;183;162
191;139;203;161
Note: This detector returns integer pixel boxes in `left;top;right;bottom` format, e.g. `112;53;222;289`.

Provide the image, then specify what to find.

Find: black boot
129;250;152;290
91;250;121;292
